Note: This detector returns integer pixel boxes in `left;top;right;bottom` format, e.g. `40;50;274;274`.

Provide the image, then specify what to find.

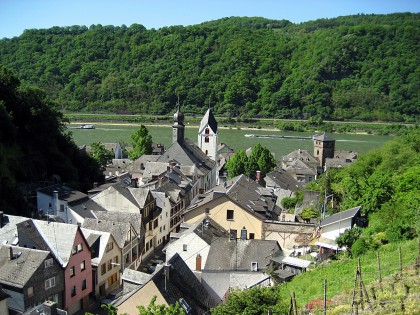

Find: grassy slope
278;239;418;311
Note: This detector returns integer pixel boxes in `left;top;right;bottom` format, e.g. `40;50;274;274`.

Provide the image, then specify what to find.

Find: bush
351;238;368;256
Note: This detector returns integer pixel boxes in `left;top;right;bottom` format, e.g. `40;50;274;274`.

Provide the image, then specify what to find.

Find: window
82;279;87;291
80;260;86;271
205;128;210;135
27;286;34;297
70;266;76;277
183;244;187;251
249;233;255;240
114;256;119;265
108;273;118;286
227;209;234;220
44;258;53;268
60;204;65;212
77;243;83;252
108;259;112;271
154;219;158;229
71;285;76;297
45;277;56;290
101;263;106;275
205;136;209;143
106;242;113;252
72;245;77;255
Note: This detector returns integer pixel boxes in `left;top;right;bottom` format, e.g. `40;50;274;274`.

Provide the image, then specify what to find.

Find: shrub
351;237;368;256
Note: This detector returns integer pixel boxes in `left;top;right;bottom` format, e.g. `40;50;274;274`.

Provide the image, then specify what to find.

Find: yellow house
184;174;277;240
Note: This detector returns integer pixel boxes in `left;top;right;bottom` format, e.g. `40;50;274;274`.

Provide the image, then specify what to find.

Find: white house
316;206;362;251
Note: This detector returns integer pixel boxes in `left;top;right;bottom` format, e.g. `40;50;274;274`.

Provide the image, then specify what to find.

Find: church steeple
198;101;218;161
172;102;185;144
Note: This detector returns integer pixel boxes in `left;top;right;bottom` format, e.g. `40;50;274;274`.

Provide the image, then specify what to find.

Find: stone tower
172;104;185;144
198;106;218;161
313;134;335;168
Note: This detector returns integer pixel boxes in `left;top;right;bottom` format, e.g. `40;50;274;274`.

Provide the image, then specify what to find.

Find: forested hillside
0;64;103;215
0;13;418;121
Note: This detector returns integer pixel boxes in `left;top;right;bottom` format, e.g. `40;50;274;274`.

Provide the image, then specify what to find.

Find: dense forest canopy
0;13;418;122
0;64;103;215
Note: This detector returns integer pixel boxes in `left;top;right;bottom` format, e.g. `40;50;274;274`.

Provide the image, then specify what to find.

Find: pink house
17;219;93;315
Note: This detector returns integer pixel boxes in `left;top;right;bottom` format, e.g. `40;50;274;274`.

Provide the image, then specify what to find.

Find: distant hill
0;13;418;122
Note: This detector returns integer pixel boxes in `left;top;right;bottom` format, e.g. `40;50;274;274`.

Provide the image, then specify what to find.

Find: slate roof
122;269;152;286
265;168;303;191
325;158;353;169
320;206;362;227
17;219;79;267
313;133;335;142
69;198;106;219
284;159;317;176
141;162;170;182
125;155;160;173
174;217;227;245
0;214;29;246
219;174;276;218
199;108;218;134
37;184;87;204
92;210;143;237
82;218;135;249
128;187;152;209
205;238;280;271
156;139;215;175
149;253;217;314
282;149;318;163
281;256;312;268
0;246;50;288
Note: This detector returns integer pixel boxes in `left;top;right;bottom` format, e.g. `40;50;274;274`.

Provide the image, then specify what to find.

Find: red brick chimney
196;254;202;271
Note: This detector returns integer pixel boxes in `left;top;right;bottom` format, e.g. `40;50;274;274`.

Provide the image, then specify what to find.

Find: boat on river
80;124;95;129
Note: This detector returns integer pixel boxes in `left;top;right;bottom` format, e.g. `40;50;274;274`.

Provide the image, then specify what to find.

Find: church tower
198;106;218;161
313;134;336;168
172;104;185;144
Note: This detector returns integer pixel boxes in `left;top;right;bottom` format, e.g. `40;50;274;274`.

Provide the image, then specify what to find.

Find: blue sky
0;0;418;38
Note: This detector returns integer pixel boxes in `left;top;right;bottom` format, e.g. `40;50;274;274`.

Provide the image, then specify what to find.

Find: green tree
89;142;114;169
300;206;318;220
211;286;286;315
136;296;185;315
335;227;362;254
129;125;153;160
246;144;276;178
225;149;248;179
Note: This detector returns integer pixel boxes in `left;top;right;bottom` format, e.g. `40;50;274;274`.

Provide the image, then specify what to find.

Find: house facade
81;229;121;299
0;246;64;313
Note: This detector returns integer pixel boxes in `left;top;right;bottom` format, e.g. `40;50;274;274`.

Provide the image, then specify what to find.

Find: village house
16;219;93;315
0;245;64;314
90;183;159;260
184;174;279;240
201;234;280;303
82;218;141;271
164;217;228;273
315;206;363;254
113;253;217;315
81;228;121;300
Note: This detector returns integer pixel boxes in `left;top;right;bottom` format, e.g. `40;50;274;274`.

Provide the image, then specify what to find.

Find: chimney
196;254;202;271
42;300;58;315
240;227;247;240
256;170;261;182
9;246;13;260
